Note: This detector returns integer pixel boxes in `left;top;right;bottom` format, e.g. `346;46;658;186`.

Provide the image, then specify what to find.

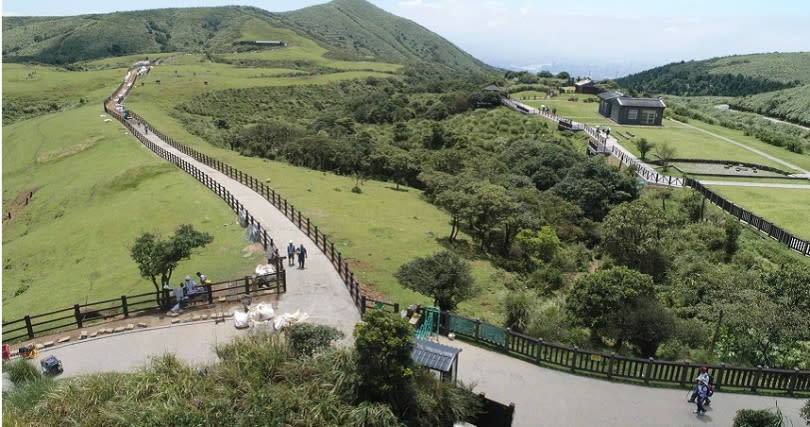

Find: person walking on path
297;244;308;269
287;240;296;267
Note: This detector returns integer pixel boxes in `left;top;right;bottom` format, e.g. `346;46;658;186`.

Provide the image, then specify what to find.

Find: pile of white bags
233;310;250;329
273;310;309;330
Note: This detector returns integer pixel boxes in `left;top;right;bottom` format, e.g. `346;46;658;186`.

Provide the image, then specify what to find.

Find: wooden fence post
679;361;690;387
207;282;214;305
644;358;653;385
393;303;399;314
244;276;251;295
536;338;544;363
607;352;615;379
571;346;578;373
24;315;34;339
360;295;367;314
752;365;762;392
474;319;481;340
74;304;84;328
504;327;511;351
788;367;800;395
121;296;129;318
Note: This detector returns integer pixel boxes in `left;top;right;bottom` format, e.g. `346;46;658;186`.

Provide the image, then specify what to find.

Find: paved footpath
439;337;807;427
135;121;362;338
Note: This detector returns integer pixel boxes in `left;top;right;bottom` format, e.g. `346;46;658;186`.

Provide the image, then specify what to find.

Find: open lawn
1;105;265;320
704;185;810;239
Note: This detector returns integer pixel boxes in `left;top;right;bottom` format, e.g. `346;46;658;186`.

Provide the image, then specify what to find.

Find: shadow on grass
436;237;491;262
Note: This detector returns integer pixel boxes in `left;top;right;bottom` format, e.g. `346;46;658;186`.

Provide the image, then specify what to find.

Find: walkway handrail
441;311;810;395
104;63;395;316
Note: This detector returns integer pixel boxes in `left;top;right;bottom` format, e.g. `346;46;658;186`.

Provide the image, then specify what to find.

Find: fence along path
503;96;810;256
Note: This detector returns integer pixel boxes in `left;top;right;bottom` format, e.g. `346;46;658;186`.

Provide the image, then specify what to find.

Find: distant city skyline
4;0;808;78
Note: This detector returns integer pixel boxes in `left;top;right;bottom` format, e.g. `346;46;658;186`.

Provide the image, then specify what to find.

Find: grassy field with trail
704;185;810;239
1;104;268;320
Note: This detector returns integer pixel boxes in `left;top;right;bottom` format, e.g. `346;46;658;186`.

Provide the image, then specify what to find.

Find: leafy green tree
395;250;476;311
567;266;656;341
354;311;415;409
556;71;570;80
760;264;810;313
724;220;742;260
656;142;677;171
634;138;654;160
551;157;637;220
515;226;560;265
601;296;675;356
287;323;344;357
601;200;668;279
680;190;705;222
130;224;213;306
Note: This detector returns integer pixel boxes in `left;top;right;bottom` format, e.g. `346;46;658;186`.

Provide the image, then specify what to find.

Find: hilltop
278;0;493;73
2;1;494;74
616;52;810;96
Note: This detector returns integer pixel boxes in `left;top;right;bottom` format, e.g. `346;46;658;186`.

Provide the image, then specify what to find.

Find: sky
3;0;809;78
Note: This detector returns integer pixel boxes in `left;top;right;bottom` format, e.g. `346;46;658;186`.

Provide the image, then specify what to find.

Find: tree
656;142;677;171
354;311;415;409
634;137;654;160
567;266;656;341
724;220;742;260
602;200;668;280
130;224;213;306
601;296;675;356
556;71;570;80
515;226;560;265
395;250;476;311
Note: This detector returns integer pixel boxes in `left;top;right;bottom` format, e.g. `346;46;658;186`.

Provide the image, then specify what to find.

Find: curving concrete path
133;120;362;338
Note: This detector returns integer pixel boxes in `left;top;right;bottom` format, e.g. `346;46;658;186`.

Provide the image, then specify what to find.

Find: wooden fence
442;312;810;395
683;178;810;256
2;272;285;344
105;101;398;317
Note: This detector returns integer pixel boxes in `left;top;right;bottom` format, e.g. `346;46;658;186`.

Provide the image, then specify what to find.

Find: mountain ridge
2;1;494;74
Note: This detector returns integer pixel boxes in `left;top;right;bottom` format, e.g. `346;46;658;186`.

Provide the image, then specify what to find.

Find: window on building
627;109;638;120
641;109;657;124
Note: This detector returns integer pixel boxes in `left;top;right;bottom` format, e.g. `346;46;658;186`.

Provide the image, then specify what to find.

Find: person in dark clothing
287;240;296;266
297;244;307;269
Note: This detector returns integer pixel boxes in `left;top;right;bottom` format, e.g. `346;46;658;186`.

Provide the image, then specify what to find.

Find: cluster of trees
176;67;810;368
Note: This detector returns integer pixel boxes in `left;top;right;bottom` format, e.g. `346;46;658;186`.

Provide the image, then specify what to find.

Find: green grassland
706;52;810;85
705;185;810;239
221;17;402;73
2;64;125;124
1;105;266;320
731;84;810;128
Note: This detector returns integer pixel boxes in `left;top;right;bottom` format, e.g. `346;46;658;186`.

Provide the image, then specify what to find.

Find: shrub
287;323;345;357
732;408;783;427
504;290;535;333
800;399;810;425
5;359;42;385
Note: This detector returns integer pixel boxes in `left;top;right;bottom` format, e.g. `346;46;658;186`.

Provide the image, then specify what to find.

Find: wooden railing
2;272;285;344
442;312;810;395
684;178;810;256
101;65;396;316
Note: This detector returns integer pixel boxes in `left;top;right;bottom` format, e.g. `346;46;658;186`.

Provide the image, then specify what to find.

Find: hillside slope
617;52;810;96
730;84;810;127
3;1;494;74
278;0;493;74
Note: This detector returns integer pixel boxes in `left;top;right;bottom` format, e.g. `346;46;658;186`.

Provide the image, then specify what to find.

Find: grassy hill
2;1;493;75
730;84;810;127
616;52;810;96
268;0;493;74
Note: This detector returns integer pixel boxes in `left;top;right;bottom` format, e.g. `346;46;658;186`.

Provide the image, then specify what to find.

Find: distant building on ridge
597;91;665;125
574;79;599;94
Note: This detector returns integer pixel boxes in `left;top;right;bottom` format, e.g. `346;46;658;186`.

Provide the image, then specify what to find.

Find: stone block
43;341;55;348
192;315;201;322
126;324;134;330
137;322;148;328
171;319;180;324
113;327;125;333
201;314;209;320
89;332;98;338
79;332;88;340
35;343;44;350
57;336;70;343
